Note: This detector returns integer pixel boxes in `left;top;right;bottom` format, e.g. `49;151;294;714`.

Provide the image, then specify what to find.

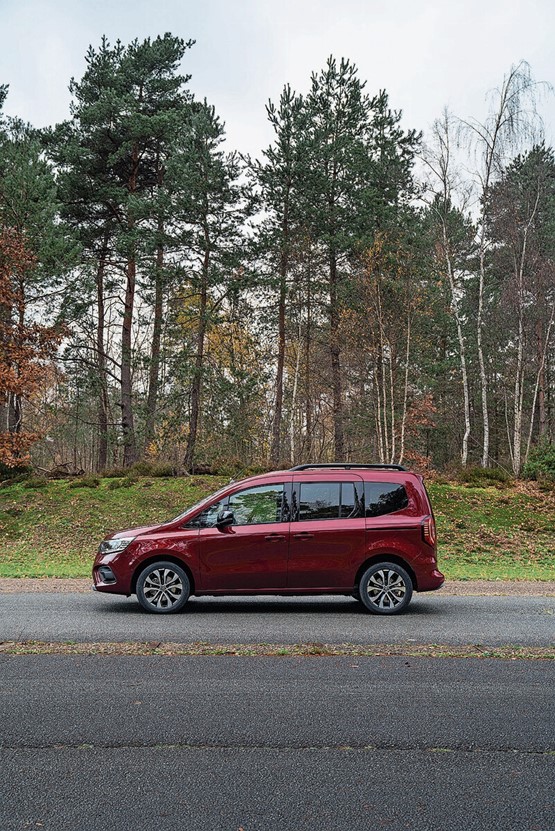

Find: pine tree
166;101;247;471
300;57;419;459
49;34;194;468
256;85;305;466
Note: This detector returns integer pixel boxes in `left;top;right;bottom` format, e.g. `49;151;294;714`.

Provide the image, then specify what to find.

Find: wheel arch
131;554;196;595
353;553;417;593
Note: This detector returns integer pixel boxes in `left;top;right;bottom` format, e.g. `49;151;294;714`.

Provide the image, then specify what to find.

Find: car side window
183;499;225;528
364;482;409;517
339;482;359;518
228;484;285;525
297;482;361;521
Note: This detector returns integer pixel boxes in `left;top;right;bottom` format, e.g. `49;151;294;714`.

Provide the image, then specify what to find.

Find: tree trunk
512;308;525;475
511;196;537;475
443;225;471;466
374;352;384;463
270;260;287;467
8;279;25;436
375;279;390;462
289;327;301;466
477;242;489;467
525;303;555;463
398;313;411;465
121;254;137;467
95;231;109;472
388;340;396;464
121;143;139;468
145;232;164;448
184;240;209;472
537;318;547;438
329;249;344;460
8;392;22;435
304;258;312;460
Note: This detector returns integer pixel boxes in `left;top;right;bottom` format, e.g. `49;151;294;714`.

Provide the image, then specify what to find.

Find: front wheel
136;561;190;614
358;562;413;615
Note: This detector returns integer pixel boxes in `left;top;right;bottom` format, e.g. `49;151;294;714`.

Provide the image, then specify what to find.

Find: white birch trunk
525;301;555;464
398;313;411;466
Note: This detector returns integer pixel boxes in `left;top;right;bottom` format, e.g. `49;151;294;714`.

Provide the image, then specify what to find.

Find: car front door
287;477;366;589
198;482;290;591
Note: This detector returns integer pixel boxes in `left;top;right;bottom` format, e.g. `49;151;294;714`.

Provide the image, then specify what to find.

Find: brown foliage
0;228;64;466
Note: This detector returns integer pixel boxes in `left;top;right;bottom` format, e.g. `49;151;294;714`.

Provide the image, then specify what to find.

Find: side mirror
216;509;235;530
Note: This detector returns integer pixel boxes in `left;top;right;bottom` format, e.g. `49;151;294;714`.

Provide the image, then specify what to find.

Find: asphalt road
0;655;553;830
1;590;554;645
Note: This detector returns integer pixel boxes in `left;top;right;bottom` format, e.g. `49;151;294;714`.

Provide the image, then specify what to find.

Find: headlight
98;537;135;556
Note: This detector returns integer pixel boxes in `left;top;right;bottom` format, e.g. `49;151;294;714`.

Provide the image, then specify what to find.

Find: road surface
0;590;553;645
0;655;553;830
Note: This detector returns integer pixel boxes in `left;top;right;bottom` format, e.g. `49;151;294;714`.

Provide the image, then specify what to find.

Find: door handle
264;534;286;542
293;532;314;540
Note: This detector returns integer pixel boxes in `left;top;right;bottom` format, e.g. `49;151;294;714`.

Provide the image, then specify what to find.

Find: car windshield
162;484;231;524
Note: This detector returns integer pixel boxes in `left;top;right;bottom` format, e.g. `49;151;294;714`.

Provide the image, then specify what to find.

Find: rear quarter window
296;481;361;520
364;482;409;517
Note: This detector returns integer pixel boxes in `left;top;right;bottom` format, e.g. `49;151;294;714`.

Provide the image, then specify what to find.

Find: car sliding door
287;478;365;589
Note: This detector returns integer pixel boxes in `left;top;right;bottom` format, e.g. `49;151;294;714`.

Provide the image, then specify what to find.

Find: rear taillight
422;515;436;546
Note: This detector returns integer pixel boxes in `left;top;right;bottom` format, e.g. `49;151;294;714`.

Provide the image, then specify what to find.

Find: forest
1;33;554;478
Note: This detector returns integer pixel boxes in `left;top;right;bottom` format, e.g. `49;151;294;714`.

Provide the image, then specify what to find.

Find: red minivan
93;463;444;615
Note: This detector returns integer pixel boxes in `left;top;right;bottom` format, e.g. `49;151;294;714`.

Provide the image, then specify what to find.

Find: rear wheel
358;562;413;615
136;561;190;614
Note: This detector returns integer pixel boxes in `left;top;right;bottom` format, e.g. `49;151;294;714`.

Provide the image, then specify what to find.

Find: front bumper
92;558;129;594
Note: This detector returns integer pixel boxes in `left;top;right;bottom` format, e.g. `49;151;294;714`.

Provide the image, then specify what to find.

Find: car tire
136;561;190;614
358;561;413;615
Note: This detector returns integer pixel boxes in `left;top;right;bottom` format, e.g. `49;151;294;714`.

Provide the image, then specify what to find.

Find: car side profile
93;463;444;615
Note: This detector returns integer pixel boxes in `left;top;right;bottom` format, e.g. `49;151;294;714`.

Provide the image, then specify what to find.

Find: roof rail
289;463;407;472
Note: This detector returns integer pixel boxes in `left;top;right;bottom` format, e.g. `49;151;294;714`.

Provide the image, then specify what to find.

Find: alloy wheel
366;567;407;609
142;567;184;610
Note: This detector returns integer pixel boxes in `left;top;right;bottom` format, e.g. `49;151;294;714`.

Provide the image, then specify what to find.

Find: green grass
0;476;553;580
428;481;555;580
0;475;227;578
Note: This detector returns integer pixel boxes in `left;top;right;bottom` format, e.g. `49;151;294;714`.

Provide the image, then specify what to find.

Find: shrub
68;476;100;489
107;475;137;489
130;461;155;476
457;465;513;488
209;457;270;478
23;477;48;489
105;462;177;479
523;442;555;481
0;472;31;488
131;461;179;477
0;462;32;481
103;467;127;478
150;463;177;477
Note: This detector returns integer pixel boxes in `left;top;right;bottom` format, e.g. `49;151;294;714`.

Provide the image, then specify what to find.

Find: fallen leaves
0;640;553;660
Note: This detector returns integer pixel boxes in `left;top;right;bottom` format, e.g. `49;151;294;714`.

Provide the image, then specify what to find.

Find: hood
106;524;163;540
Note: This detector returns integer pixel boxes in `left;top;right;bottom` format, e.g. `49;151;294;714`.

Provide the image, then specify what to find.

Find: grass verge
0;476;553;580
0;475;226;578
0;641;553;660
428;481;555;580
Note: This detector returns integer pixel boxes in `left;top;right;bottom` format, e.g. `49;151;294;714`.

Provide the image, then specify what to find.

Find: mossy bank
0;475;553;580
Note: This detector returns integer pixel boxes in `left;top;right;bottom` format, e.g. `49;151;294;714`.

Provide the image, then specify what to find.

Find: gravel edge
0;577;554;596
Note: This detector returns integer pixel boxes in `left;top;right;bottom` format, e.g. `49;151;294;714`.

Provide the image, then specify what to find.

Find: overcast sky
1;0;554;158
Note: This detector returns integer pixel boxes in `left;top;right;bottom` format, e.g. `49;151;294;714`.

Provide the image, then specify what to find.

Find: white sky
1;0;554;158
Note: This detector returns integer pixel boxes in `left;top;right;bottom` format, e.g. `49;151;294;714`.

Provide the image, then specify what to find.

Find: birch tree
489;144;555;473
459;61;546;467
423;110;475;465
